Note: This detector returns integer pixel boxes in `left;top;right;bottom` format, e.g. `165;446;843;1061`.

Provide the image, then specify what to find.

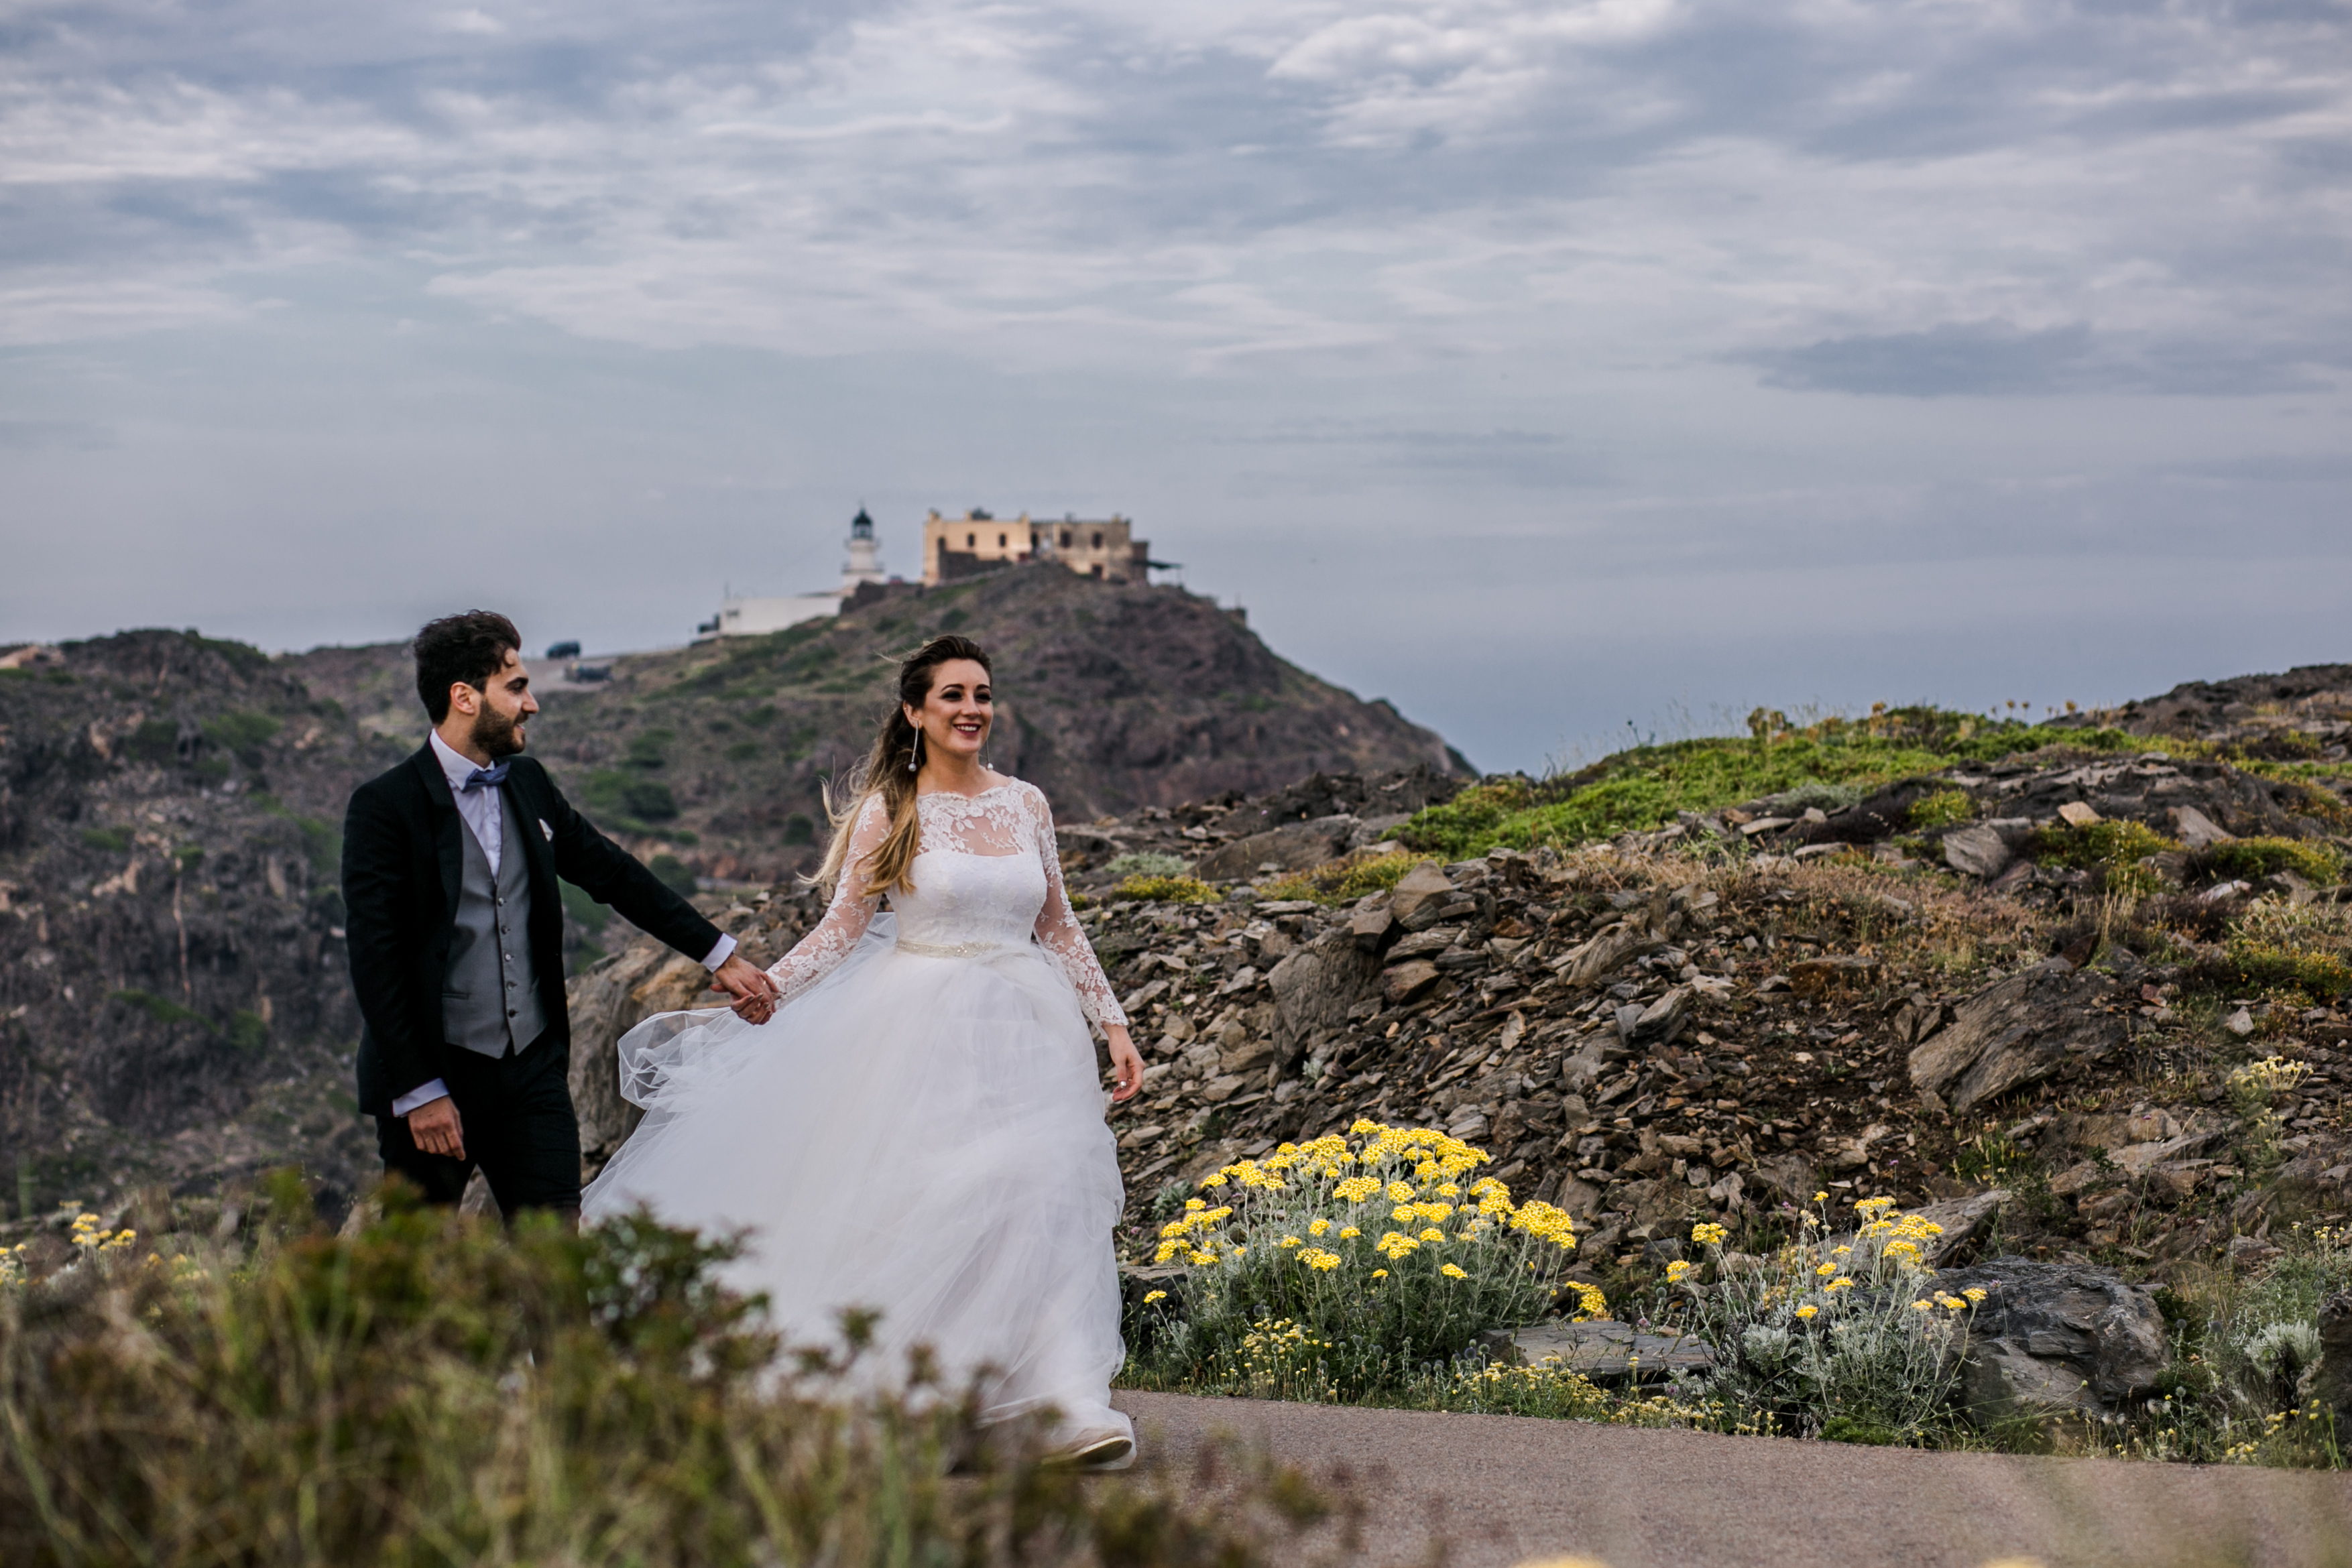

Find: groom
342;610;778;1217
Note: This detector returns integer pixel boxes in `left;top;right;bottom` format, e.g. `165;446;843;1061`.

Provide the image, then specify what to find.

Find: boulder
1623;986;1692;1047
1387;861;1460;930
1193;815;1359;881
1382;958;1442;1006
1907;959;2127;1115
1935;1257;2168;1431
1478;1319;1714;1382
2170;804;2233;849
1267;928;1380;1061
566;944;720;1174
1943;825;2015;879
2312;1291;2352;1427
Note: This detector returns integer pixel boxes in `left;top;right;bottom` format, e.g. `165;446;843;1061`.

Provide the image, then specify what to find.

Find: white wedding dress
581;778;1132;1453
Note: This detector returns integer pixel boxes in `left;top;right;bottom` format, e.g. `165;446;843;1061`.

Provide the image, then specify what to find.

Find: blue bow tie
460;761;510;793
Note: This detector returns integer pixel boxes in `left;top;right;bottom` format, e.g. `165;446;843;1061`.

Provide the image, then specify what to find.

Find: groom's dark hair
414;610;522;723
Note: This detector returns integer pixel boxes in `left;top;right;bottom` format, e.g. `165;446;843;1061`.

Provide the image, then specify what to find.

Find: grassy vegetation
1114;874;1221;904
2201;837;2347;886
2028;819;2181;870
1397;709;2143;859
2;1177;1346;1568
1257;852;1417;906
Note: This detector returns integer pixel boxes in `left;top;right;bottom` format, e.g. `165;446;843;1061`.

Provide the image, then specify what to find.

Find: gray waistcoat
442;787;548;1057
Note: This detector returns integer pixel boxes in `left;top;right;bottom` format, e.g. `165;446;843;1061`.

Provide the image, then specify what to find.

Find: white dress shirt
392;731;737;1118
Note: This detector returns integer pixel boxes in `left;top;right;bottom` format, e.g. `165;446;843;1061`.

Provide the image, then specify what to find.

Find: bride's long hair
813;634;993;897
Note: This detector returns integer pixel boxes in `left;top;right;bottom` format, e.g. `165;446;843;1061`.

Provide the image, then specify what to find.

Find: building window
998;532;1007;548
1060;530;1071;548
1092;532;1102;548
1092;564;1104;578
967;532;976;548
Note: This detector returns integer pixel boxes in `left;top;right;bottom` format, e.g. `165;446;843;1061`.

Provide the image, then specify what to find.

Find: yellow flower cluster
69;1213;137;1254
1563;1280;1608;1319
1153;1199;1236;1265
1664;1260;1694;1284
1439;1263;1468;1279
1690;1221;1728;1248
1299;1248;1342;1272
2231;1055;2312;1096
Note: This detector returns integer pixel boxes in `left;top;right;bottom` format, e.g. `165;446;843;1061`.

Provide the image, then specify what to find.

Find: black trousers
376;1031;581;1215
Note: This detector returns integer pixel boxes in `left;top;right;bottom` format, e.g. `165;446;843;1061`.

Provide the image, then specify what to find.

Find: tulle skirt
581;914;1131;1447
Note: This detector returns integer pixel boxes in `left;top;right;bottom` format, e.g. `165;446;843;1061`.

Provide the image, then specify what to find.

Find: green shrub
110;989;211;1031
1906;789;1975;829
559;882;611;933
2202;942;2352;1002
229;1009;268;1054
202;710;282;756
1114;874;1219;904
2028;819;2180;869
1134;1124;1596;1398
78;827;131;853
2201;837;2346;886
723;739;761;762
1;1183;1330;1567
126;719;181;766
583;769;679;823
648;853;699;898
1258;852;1416;906
1106;851;1191;880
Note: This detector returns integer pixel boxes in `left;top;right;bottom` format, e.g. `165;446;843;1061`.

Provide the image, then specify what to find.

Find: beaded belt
896;937;1003;959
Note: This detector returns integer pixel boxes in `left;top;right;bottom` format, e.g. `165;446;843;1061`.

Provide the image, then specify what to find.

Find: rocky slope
289;564;1470;887
564;682;2352;1305
0;577;1463;1225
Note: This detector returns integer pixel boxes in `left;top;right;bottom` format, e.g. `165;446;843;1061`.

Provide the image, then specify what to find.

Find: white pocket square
539;817;554;841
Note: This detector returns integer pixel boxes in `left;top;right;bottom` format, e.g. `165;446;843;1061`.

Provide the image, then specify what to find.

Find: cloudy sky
4;0;2349;772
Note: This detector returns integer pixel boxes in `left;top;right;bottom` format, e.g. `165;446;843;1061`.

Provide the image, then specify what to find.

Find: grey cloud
0;420;112;450
1742;322;2337;399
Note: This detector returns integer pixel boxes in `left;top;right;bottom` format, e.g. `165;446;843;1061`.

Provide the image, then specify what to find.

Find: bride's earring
908;727;922;773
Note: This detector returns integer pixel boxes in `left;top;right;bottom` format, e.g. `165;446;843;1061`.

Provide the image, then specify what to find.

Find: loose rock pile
581;746;2350;1295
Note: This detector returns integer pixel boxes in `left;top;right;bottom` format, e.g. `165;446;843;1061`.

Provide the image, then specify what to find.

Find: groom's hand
407;1095;466;1160
709;953;780;1023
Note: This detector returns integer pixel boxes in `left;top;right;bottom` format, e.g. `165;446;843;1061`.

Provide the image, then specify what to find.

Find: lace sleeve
766;794;888;1005
1024;784;1129;1030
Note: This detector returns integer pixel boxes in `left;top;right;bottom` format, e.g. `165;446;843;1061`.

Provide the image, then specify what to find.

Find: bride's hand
1106;1026;1144;1103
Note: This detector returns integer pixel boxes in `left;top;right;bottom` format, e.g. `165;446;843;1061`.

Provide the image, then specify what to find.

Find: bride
582;634;1146;1468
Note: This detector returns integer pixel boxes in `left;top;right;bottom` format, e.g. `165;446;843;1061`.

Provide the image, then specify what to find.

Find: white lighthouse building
705;507;890;639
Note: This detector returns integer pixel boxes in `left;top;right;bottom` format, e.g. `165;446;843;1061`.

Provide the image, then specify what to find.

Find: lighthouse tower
841;505;886;593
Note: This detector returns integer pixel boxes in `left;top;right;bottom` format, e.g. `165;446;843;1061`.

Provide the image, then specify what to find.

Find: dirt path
1114;1391;2352;1568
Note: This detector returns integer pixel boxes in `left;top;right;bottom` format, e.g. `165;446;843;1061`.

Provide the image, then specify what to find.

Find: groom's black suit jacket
341;745;724;1117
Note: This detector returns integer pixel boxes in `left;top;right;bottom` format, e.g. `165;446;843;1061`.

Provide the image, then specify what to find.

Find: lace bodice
766;779;1128;1028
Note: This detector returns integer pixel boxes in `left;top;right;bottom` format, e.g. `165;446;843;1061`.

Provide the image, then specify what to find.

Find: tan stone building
921;509;1151;587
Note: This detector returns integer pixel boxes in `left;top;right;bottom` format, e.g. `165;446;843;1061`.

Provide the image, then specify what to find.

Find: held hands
711;953;781;1024
1106;1025;1144;1103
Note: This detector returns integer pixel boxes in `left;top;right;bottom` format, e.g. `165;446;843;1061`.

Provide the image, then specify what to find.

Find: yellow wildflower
1340;1226;1360;1239
1142;1290;1167;1304
1665;1260;1694;1284
1309;1217;1332;1237
1439;1263;1468;1279
1795;1304;1818;1320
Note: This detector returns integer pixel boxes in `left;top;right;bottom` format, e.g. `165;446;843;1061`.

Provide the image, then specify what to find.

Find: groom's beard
470;704;527;760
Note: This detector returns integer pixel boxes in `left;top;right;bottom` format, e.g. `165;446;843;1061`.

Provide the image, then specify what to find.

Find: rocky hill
288;565;1470;887
0;574;1464;1223
564;669;2352;1307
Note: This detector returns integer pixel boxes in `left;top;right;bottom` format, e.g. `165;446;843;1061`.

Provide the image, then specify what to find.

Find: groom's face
461;647;538;759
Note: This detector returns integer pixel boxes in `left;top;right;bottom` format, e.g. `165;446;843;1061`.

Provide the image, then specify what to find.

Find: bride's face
907;658;992;764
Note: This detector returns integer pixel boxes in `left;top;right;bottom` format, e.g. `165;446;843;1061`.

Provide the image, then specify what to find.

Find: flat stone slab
1480;1319;1716;1381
